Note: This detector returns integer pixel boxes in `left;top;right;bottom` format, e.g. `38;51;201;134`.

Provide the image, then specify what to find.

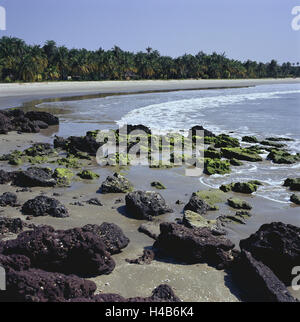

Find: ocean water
36;83;300;203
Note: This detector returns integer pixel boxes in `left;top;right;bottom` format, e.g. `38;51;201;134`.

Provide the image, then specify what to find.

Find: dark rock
22;195;69;218
126;249;155;265
2;269;96;302
0;254;31;272
290;193;300;205
32;120;48;129
0;170;16;185
242;136;259;143
284;178;300;191
25;111;59;126
86;198;103;206
67;135;102;156
232;251;297;302
13;167;56;187
0;112;12;134
101;173;133;193
24;143;53;157
227;198;252;210
1;225;115;277
240;222;300;284
183;194;211;215
138;221;161;240
82;222;129;255
53;136;67;149
189;125;215;138
11;117;40;133
154;222;235;268
125;191;173;221
0;217;24;234
0;192;18;207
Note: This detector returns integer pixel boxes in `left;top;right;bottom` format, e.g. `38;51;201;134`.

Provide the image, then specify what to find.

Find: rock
67;135;102;156
82;222;129;255
204;147;222;159
189;125;215;138
2;269;96;302
217;211;252;225
0;192;18;207
242;136;259;143
126;191;173;221
183;210;225;235
101;173;133;193
193;189;226;210
259;140;286;148
13;167;56;187
221;147;263;162
11;116;40;133
239;222;300;284
227;198;252;210
32;120;49;129
290;194;300;205
284;178;300;191
25;111;59;126
265;137;294;142
0;169;16;184
53;168;74;186
0;217;24;234
77;170;99;180
0;112;12;134
126;249;155;265
267;150;300;164
204;158;231;175
53;136;68;149
24;143;54;157
214;134;240;148
154;222;235;268
220;181;258;194
151;181;166;189
183;194;211;215
232;251;297;302
138;220;162;240
21;196;69;218
230;158;243;166
1;225;115;277
0;254;31;271
86;198;103;206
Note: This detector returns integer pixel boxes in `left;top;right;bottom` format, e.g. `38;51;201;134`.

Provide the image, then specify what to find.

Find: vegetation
0;37;300;83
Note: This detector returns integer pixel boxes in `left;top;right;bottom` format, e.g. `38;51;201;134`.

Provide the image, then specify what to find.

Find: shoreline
1;78;300;109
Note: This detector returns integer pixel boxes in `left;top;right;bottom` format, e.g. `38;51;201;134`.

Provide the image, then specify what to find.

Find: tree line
0;36;299;82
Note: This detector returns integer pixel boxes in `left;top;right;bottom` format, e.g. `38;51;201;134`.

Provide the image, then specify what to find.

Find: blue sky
0;0;299;63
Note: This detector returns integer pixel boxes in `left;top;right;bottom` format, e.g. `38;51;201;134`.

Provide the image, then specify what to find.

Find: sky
0;0;299;63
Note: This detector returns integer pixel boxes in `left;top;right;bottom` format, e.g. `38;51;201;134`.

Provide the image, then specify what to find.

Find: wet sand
1;78;300;109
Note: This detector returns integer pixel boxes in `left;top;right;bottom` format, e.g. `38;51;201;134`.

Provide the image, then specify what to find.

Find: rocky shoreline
0;109;299;302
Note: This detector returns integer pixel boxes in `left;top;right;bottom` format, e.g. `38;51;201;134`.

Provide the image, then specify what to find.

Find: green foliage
1;37;299;82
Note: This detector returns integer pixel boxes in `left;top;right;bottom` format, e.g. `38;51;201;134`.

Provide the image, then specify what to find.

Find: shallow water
27;83;300;205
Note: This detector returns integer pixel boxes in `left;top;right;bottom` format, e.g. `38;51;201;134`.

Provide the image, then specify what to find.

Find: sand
1;78;300;109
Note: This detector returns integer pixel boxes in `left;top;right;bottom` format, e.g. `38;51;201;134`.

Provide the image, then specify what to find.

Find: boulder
53;168;74;186
24;111;59;126
82;222;129;254
77;170;99;180
227;198;252;210
232;251;297;302
85;198;103;206
11;116;40;133
0;170;17;185
150;181;166;189
0;192;18;207
284;178;300;191
101;173;133;193
220;181;258;194
1;269;96;302
0;254;31;272
0;217;24;234
0;112;12;134
240;222;300;284
221;147;262;162
154;222;235;268
267;150;300;164
13;167;56;187
138;220;161;240
125;191;173;221
290;194;300;205
204;158;231;175
21;196;69;218
242;136;259;143
189;125;215;138
183;194;211;215
1;225;116;277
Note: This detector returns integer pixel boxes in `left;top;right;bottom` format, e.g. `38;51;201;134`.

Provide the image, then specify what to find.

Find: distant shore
0;78;300;109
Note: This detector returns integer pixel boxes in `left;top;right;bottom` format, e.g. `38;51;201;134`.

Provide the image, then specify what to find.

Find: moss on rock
227;198;252;210
204;158;231;175
53;168;74;186
77;170;100;180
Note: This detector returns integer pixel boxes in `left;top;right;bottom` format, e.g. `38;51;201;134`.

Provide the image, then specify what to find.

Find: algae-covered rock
53;168;74;186
204;148;221;159
290;194;300;205
194;189;227;210
221;147;263;162
227;198;252;210
13;167;56;187
230;158;243;166
204;158;231;175
183;210;224;235
184;194;211;214
101;173;133;193
151;181;166;189
259;141;286;148
57;156;81;168
0;192;18;207
283;178;300;191
220;181;258;194
267;150;300;164
218;211;252;225
24;143;55;157
77;170;99;180
214;134;240;148
242;136;259;143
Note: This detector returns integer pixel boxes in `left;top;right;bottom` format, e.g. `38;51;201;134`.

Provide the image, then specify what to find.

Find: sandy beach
1;78;300;109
